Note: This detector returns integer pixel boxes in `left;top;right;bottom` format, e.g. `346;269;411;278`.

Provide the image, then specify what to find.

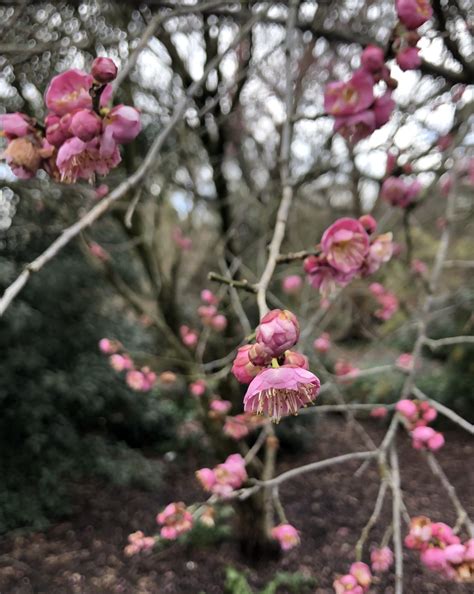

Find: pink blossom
369;284;399;320
335;360;360;380
369;282;385;296
371;546;393;572
94;183;109;198
243;365;320;422
381;176;421;208
364;232;394;274
223;415;250;440
271;524;300;551
124;531;155;556
180;325;199;348
420;547;452;576
396;47;421;71
91;57;118;83
373;92;395;127
231;344;263;384
45;69;93;116
360;45;385;74
2;137;42;179
247;343;274;367
313;332;331;353
358;214;377;234
156;502;193;540
370;406;388;419
101;105;141;157
411;426;445;451
324;69;374;116
0;112;33;138
405;516;433;550
195;468;216;492
256;309;300;357
201;289;219;305
198;305;218;323
109;353;132;372
99;338;121;354
333;574;363;594
282;274;303;295
70;109;102;142
56;136;121;183
304;254;356;297
211;314;227;332
396;0;433;30
431;522;460;546
411;258;428;276
349;562;372;588
126;370;147;391
321;218;369;274
283;350;309;370
334;110;376;144
444;544;467;565
190;379;206;397
396;398;418;421
396;353;414;371
209;399;232;415
45;113;72;147
197;453;247;497
418;401;437;424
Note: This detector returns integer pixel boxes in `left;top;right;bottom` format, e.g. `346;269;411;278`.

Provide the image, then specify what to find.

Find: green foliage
224;567;315;594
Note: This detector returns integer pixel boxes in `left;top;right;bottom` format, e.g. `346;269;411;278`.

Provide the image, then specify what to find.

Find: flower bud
91;57;118;83
256;309;300;357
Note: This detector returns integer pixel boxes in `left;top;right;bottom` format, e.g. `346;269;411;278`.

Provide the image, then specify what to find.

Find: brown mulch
0;417;473;594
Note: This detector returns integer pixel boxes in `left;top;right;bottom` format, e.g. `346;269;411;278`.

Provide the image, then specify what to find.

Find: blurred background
0;1;473;592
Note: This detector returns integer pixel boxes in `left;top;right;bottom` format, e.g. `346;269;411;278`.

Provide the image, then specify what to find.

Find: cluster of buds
196;453;247;498
405;517;473;582
156;502;194;540
180;325;199;348
271;523;300;551
124;531;155;556
381;175;423;209
1;58;140;183
304;217;394;298
396;399;444;451
231;309;320;423
197;289;227;332
324;47;395;144
333;562;372;593
369;283;399;321
99;338;156;392
393;0;433;71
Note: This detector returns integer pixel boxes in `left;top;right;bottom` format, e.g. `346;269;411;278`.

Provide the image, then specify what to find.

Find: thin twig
390;445;404;594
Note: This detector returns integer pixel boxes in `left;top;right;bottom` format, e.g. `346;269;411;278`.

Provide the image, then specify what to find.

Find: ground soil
0;417;472;594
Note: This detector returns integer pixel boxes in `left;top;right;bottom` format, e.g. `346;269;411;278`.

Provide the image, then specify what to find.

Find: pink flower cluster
304;217;393;298
1;58;141;183
197;289;227;332
370;546;394;572
324;52;395;144
180;325;199;348
369;283;399;321
271;523;300;551
393;0;433;71
124;531;155;556
156;502;194;540
99;337;156;392
196;453;247;498
405;516;473;581
396;399;444;451
333;562;372;594
381;176;423;208
231;310;320;422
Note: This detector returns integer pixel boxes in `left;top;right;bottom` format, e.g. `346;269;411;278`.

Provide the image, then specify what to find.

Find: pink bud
211;314;227;332
91;57;118;83
70;110;102;142
256;309;300;357
396;47;421;71
360;45;385;73
283;350;309;369
201;289;219;305
282;275;303;295
313;332;331;353
358;214;377;234
190;379;206;397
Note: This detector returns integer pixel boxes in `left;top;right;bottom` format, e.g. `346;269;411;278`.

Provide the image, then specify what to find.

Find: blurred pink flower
360;45;385;73
324;69;374;116
282;274;303;295
190;379;206;397
45;69;93;116
396;353;414;371
70;109;102;142
313;332;331;353
283;350;309;370
91;57;118;83
396;0;433;30
196;453;247;497
231;344;262;384
211;314;227;332
243;365;320;422
223;415;250;440
0;112;32;138
109;353;132;372
396;47;421;71
271;524;300;551
411;426;445;451
124;531;155;556
370;406;388;419
156;502;193;540
201;289;219;305
321;218;369;274
349;562;372;589
358;214;377;235
371;546;393;572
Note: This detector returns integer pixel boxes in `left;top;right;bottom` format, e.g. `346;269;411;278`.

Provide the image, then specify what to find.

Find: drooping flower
324;69;374;116
91;57;118;83
333;574;364;594
405;516;433;550
396;46;421;71
56;136;121;183
231;345;263;384
396;0;433;30
304;255;356;298
45;69;93;116
334;110;376;144
349;563;372;589
282;274;303;295
271;524;300;551
156;502;193;540
321;218;370;274
243;365;320;422
256;309;300;357
196;453;247;497
124;531;155;556
2;137;42;179
371;547;393;572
